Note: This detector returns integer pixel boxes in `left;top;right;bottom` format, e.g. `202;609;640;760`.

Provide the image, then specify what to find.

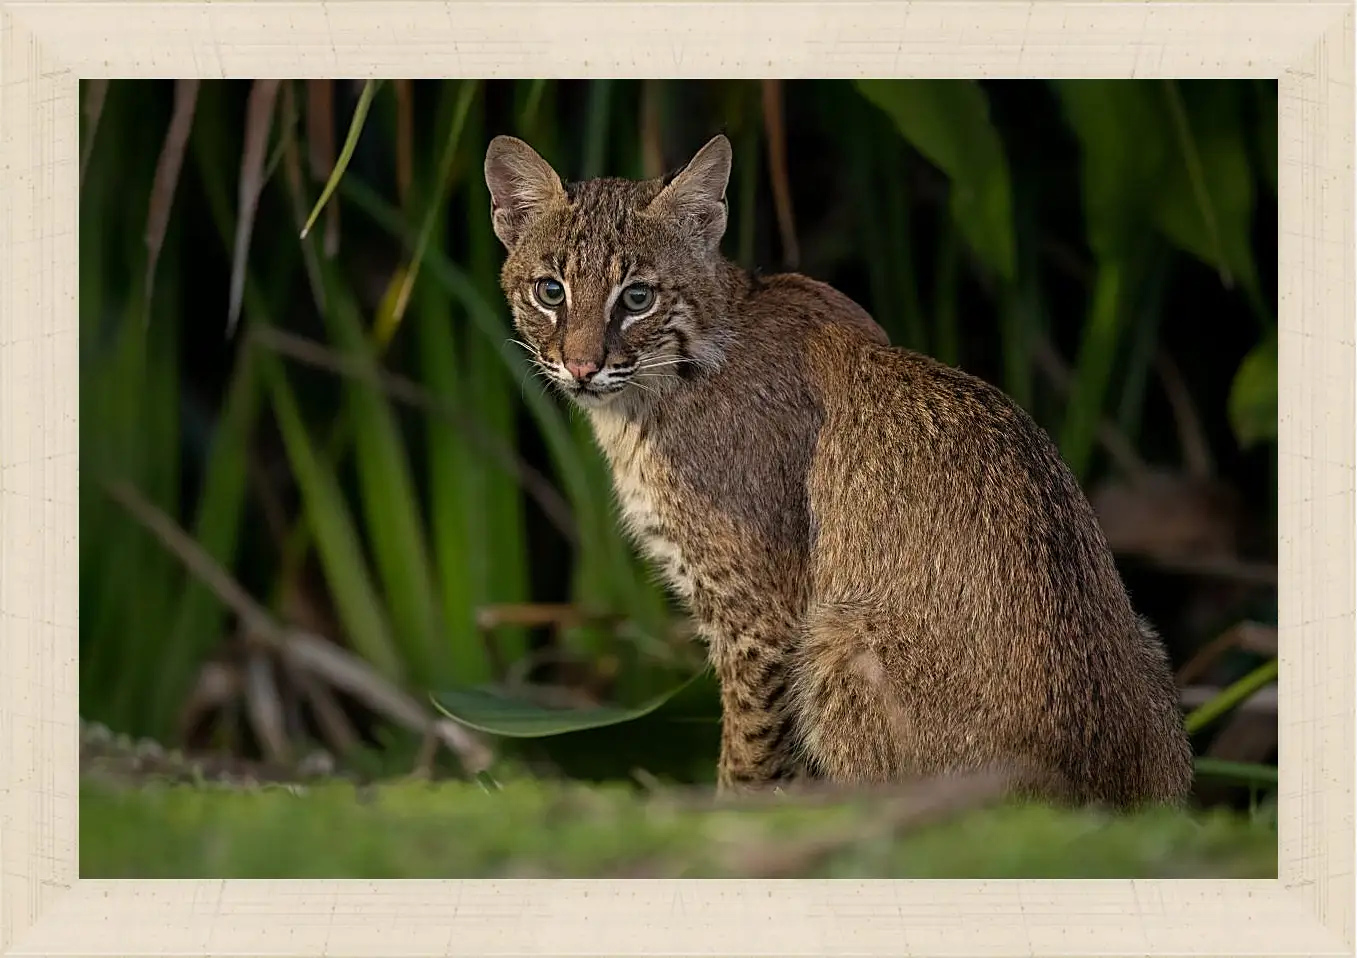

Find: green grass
80;777;1277;879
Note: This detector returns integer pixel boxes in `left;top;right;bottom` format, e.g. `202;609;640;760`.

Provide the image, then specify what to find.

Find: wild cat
484;133;1193;808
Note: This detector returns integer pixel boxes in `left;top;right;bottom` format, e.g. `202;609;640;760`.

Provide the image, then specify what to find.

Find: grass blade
581;80;614;179
143;79;200;314
1185;658;1278;735
1057;260;1124;482
310;249;450;684
152;348;264;737
1194;757;1278;787
414;267;485;683
262;352;406;682
227;79;281;336
304;79;341;256
374;80;478;348
79;79;110;187
640;80;666;178
300;78;380;241
760;79;799;269
1154;81;1263;320
856;79;1016;283
735;124;761;269
1162;80;1229;288
393;79;414;205
106;257;183;732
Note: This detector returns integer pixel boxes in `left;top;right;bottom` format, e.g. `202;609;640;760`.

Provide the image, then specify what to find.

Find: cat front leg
711;633;804;792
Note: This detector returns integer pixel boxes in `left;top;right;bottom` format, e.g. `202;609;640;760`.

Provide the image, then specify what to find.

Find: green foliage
1051;80;1171;260
80;81;187;735
265;352;407;680
300;79;381;241
79;79;1276;795
856;80;1016;282
1050;79;1274;478
432;670;705;738
1050;80;1262;299
1185;658;1279;735
153;353;263;735
1194;757;1278;788
1229;329;1279;447
1158;82;1262;311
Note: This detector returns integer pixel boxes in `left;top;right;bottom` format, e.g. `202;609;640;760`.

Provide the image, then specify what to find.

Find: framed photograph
1;2;1350;955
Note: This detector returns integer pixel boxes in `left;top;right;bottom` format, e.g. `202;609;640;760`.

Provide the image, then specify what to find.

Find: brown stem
103;479;494;776
760;79;800;269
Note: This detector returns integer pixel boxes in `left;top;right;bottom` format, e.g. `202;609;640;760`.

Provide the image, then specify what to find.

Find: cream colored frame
1;1;1351;955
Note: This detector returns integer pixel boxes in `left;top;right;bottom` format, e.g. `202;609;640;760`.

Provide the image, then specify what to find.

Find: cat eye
533;278;566;308
620;283;656;313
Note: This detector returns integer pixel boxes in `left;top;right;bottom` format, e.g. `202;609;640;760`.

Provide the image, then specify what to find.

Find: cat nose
565;359;600;382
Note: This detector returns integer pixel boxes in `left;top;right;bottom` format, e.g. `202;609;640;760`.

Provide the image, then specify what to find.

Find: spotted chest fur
589;409;700;601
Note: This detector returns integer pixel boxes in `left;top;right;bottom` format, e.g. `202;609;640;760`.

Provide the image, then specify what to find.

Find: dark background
79;79;1278;805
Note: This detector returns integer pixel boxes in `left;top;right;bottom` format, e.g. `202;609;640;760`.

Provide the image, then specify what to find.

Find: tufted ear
484;135;567;249
647;134;732;253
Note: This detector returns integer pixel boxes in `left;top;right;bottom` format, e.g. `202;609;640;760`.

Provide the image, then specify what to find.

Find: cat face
485;135;732;409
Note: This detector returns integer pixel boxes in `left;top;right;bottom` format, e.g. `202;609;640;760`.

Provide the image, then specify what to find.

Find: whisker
518;369;552;403
634;357;690;371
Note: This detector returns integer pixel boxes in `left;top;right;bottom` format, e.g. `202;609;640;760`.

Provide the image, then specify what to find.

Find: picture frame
1;2;1350;955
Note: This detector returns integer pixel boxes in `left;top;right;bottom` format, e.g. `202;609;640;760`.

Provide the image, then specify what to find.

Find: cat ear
649;134;732;252
484;135;567;249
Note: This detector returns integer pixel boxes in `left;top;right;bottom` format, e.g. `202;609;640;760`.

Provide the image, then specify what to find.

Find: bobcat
484;133;1194;808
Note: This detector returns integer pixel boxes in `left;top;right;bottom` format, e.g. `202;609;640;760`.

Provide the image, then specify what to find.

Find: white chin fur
568;387;624;409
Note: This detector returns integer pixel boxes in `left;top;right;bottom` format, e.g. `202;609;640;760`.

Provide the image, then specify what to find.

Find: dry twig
1143;554;1277;588
393;79;415;206
227;79;282;336
1176;621;1279;685
1156;349;1215;479
80;79;110;187
244;648;291;763
288;660;361;758
143;78;200;310
640;80;666;179
305;79;341;256
760;79;800;269
104;479;494;776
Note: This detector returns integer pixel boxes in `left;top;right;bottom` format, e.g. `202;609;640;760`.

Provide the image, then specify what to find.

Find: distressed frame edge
1273;3;1357;945
3;0;1354;80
